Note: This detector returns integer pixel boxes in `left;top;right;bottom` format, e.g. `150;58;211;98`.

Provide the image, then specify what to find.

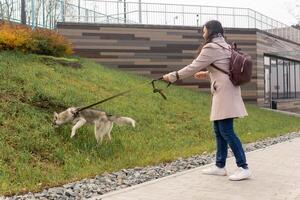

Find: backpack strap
211;42;231;51
210;42;231;76
211;63;230;76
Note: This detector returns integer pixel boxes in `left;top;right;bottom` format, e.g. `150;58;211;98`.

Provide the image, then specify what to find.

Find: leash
74;77;172;115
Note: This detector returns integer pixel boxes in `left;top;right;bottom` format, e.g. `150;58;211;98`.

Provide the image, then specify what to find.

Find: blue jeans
213;118;248;169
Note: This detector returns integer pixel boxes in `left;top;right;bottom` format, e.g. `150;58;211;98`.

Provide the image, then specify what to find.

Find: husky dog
53;107;136;144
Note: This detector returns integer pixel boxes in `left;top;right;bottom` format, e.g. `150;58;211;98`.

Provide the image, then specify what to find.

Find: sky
136;0;299;25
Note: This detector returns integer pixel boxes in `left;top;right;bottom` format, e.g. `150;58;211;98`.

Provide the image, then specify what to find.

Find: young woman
163;20;251;181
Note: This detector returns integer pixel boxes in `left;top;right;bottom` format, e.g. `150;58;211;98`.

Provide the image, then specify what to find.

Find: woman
163;20;251;181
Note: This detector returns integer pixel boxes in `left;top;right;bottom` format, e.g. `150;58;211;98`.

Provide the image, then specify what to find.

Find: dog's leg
107;122;113;141
94;122;99;143
95;121;106;144
101;122;113;143
94;121;103;144
71;118;86;138
99;123;109;144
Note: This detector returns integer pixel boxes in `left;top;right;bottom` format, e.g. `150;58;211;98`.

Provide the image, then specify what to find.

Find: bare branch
0;2;4;20
4;0;14;20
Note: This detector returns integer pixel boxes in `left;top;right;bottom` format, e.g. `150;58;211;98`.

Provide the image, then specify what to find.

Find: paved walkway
93;137;300;200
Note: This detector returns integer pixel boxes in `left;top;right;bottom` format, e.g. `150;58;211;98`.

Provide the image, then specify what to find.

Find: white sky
137;0;299;25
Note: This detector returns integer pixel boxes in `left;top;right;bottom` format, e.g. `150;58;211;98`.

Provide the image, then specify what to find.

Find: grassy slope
0;51;299;195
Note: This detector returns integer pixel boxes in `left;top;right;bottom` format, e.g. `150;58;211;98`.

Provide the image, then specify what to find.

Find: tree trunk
21;0;26;24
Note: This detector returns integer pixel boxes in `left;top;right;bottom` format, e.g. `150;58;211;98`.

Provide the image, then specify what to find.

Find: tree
21;0;26;24
0;0;14;21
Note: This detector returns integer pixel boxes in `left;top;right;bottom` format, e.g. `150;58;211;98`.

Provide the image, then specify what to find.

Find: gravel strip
3;131;300;200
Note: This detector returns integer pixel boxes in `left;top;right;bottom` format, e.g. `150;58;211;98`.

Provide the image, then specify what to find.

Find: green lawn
0;51;299;195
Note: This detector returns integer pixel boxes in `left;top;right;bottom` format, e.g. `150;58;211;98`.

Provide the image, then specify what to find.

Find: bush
0;22;32;52
0;21;73;56
30;28;73;56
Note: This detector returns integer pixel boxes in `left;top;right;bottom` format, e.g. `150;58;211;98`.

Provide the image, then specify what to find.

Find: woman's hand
162;74;171;82
194;71;208;80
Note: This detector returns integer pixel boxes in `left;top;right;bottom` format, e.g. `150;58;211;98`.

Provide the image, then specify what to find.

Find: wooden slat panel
58;23;300;108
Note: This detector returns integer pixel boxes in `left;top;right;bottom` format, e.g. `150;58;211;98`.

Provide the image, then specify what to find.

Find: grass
0;51;299;195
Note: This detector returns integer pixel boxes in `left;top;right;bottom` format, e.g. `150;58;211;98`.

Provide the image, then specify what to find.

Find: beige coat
167;36;248;121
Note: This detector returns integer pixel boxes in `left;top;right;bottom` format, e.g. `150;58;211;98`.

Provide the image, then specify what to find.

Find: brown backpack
211;42;252;86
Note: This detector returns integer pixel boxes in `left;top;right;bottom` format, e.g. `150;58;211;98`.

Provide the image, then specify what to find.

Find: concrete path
93;137;300;200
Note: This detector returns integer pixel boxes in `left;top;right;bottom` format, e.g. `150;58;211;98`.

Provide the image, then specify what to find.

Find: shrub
30;28;73;56
0;22;32;52
0;21;73;56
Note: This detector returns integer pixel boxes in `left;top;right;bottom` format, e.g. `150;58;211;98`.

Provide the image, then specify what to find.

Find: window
270;59;278;99
282;60;289;98
264;56;270;66
278;60;284;98
264;56;270;102
265;55;300;100
296;62;300;98
290;62;296;98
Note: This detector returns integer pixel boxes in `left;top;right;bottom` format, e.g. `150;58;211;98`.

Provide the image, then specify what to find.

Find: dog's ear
54;112;58;117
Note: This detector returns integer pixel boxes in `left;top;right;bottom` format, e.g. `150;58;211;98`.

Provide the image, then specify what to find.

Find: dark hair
196;20;224;56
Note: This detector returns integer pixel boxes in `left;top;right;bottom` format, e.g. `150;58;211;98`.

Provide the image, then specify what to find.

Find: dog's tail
108;116;136;128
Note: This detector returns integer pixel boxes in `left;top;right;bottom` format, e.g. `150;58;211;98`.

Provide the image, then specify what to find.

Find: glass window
271;59;278;99
264;56;270;66
296;63;300;98
264;56;271;102
265;67;270;102
278;60;284;98
271;59;276;65
267;56;299;100
283;61;289;98
290;62;296;98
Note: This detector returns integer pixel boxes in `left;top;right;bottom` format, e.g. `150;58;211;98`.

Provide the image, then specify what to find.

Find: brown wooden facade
57;22;300;113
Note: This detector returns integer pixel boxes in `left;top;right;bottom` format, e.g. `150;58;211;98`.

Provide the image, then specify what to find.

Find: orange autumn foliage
0;21;73;56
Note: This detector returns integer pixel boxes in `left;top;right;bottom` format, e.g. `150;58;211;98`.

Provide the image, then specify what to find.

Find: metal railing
1;0;300;43
0;0;135;29
1;0;65;29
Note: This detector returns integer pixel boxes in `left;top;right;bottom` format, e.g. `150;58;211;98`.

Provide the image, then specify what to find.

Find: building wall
58;22;300;112
276;100;300;114
57;22;258;102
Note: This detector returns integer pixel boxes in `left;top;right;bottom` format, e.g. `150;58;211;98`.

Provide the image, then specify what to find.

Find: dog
52;107;136;144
